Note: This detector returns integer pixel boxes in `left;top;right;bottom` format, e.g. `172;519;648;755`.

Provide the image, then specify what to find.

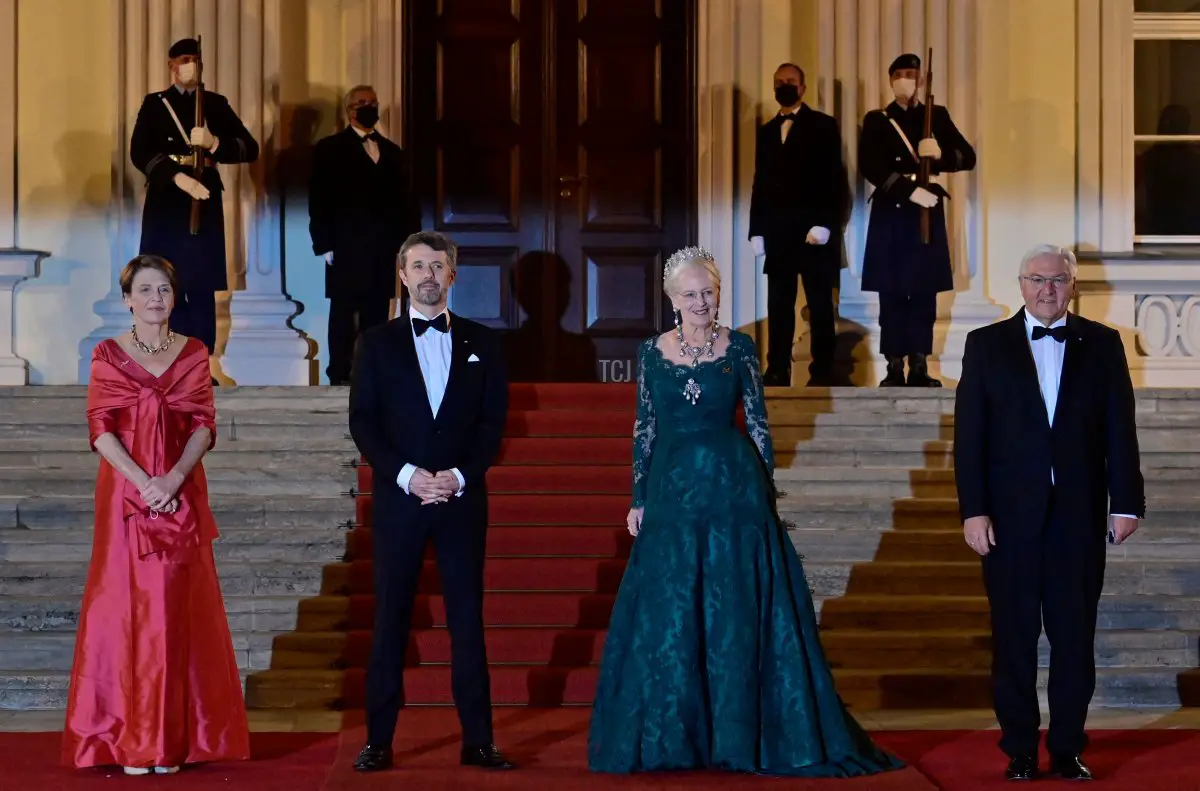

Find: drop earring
673;308;681;327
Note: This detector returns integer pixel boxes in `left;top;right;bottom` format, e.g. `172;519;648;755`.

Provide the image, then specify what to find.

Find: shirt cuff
396;463;417;494
1111;514;1138;520
210;136;220;155
450;467;466;497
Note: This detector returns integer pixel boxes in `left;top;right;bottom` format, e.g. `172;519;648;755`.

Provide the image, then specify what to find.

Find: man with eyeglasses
309;85;417;385
954;244;1145;782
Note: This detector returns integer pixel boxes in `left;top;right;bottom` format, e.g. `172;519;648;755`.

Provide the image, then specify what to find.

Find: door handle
559;174;587;197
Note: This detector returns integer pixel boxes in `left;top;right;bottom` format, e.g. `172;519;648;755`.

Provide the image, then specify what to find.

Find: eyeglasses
1020;275;1072;289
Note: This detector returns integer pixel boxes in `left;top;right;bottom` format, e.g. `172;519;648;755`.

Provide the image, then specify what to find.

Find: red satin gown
62;337;250;770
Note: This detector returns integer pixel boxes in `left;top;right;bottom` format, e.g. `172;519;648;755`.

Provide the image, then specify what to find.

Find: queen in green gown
587;247;904;777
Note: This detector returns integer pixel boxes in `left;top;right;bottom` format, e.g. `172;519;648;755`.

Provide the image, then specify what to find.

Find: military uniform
129;38;259;353
859;53;975;386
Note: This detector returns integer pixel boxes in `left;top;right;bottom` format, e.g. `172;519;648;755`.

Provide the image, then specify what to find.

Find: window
1133;2;1200;242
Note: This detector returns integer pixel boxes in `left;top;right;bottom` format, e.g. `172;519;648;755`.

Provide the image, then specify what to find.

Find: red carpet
9;714;1200;790
341;383;640;708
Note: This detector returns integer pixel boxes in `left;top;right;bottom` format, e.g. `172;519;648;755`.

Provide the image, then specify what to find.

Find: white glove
909;186;939;208
190;126;217;150
917;137;941;160
173;173;210;200
324;252;334;266
805;226;831;246
750;236;765;257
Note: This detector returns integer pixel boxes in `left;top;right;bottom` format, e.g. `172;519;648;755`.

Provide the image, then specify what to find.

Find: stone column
816;0;1002;383
220;0;310;385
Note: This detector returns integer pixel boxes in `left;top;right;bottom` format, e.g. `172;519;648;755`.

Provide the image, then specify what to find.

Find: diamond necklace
678;321;719;405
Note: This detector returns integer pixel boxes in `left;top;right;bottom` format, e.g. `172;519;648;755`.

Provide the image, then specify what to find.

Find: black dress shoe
1005;754;1039;781
461;744;516;770
353;744;393;772
1050;754;1094;781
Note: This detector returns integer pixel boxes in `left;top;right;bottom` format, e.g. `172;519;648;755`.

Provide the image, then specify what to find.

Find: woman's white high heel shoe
122;766;150;776
154;766;180;774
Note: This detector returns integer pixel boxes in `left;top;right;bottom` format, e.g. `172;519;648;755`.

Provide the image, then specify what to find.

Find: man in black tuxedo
130;37;259;356
954;244;1145;782
348;230;514;773
749;63;850;387
309;85;416;385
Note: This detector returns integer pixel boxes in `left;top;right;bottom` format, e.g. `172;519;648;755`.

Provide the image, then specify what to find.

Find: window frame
1132;11;1200;244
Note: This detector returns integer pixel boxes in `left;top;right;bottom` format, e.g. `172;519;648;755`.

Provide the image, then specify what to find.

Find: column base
220;292;313;386
0;248;50;385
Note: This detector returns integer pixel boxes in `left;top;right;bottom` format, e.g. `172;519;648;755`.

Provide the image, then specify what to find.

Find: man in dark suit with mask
309;85;416;385
130;37;259;357
749;63;850;387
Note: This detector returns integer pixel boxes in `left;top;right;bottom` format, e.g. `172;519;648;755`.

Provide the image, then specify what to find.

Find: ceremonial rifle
918;47;933;244
189;35;205;236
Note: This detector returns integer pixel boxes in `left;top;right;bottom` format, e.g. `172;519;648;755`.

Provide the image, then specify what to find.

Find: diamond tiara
663;246;717;287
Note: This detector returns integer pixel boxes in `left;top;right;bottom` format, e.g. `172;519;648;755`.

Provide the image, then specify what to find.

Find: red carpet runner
342;383;638;706
16;722;1200;790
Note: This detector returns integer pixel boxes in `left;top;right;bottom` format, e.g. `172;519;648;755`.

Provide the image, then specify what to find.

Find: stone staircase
768;389;1200;708
0;386;357;709
1;386;1198;710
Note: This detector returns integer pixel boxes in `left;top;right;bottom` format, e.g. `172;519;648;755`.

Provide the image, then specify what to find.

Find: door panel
406;0;694;380
554;0;694;376
408;0;545;330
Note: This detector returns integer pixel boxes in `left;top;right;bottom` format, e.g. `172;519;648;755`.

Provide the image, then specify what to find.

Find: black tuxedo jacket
954;310;1145;538
308;127;418;299
348;312;508;530
748;104;849;272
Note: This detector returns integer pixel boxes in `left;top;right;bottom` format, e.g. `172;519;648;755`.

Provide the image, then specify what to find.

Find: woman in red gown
62;255;250;774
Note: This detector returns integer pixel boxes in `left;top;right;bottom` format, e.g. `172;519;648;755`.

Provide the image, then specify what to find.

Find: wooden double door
406;0;696;382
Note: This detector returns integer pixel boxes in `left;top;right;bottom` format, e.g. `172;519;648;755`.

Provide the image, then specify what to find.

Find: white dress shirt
1024;310;1135;521
396;305;466;497
352;125;380;164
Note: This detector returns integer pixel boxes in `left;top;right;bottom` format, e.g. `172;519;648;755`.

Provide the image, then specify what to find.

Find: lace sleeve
631;340;657;508
737;334;775;474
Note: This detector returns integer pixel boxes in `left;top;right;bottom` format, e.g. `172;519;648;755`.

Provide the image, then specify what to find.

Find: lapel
1050;313;1085;430
390;316;436;424
1006;309;1051;430
434;313;471;427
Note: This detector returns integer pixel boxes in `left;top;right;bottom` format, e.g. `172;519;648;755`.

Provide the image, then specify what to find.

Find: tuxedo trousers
982;486;1108;758
766;263;837;379
366;501;492;748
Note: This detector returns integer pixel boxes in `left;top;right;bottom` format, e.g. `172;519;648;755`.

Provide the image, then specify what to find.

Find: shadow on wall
16;132;107;384
502;251;599;383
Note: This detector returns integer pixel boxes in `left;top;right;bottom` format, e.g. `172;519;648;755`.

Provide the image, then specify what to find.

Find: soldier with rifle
130;37;259;359
859;51;976;387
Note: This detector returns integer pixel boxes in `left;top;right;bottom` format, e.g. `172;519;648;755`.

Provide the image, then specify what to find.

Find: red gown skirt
62;338;250;769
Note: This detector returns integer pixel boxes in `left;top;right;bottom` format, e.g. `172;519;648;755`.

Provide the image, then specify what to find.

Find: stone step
821;629;1198;670
776;438;1200;468
0;669;257;710
0;468;356;498
0;593;312;634
0;629;288;672
0;561;329;597
0;450;360;473
818;594;1200;632
0;527;349;563
0;494;353;531
1;422;353;442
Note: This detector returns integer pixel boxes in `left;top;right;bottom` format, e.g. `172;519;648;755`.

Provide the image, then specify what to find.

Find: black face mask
355;104;379;128
774;84;800;107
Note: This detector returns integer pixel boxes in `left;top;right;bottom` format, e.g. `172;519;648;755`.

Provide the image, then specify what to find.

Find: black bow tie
362;131;382;143
780;112;797;120
1031;325;1069;342
413;313;448;337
